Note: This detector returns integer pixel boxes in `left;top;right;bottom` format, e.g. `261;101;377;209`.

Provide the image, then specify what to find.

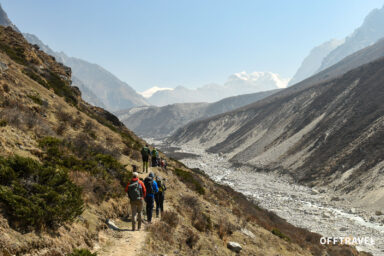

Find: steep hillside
23;33;149;111
169;52;384;210
318;5;384;71
117;89;279;139
0;26;367;256
288;39;344;86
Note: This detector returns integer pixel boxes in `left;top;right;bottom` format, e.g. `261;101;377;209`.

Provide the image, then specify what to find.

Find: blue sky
2;0;384;91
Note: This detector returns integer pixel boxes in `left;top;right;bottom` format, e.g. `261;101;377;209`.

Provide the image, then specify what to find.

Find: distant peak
140;86;174;98
228;71;290;88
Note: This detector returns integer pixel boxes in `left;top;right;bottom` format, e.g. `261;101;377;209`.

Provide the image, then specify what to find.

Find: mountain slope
0;26;365;256
147;72;288;106
117;89;280;139
0;4;19;32
318;5;384;71
288;39;344;86
23;33;148;111
169;50;384;209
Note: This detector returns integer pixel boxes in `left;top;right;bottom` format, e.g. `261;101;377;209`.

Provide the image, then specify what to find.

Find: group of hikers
124;144;167;231
140;144;167;172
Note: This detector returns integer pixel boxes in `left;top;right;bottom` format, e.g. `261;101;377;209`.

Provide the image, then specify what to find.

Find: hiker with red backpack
155;176;167;218
125;172;146;231
144;172;158;223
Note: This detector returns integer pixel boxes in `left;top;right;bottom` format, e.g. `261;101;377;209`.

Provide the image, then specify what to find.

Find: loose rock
227;242;242;253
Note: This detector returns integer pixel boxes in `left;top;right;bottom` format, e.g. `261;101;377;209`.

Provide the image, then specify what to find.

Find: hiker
155;176;167;217
141;144;150;173
125;172;146;231
144;172;158;223
151;148;159;167
160;158;167;169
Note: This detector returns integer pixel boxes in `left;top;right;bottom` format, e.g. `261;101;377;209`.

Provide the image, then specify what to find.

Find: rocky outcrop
288;39;343;86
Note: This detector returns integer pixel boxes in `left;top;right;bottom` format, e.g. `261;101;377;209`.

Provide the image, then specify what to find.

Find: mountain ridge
147;71;288;106
22;33;149;111
117;89;280;139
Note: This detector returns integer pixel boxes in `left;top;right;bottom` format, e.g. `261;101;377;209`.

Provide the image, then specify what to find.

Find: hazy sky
2;0;384;91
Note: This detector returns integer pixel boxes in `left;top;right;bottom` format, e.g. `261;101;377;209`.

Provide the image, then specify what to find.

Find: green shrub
0;120;7;127
0;155;83;230
44;71;78;105
174;168;205;195
37;137;130;199
22;68;49;88
67;249;97;256
271;228;291;242
27;94;43;105
0;41;27;65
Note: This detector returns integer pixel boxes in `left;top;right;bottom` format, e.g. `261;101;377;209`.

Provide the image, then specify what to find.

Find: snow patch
140;86;174;98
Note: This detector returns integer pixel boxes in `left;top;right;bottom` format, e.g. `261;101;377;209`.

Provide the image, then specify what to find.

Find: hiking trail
94;172;154;256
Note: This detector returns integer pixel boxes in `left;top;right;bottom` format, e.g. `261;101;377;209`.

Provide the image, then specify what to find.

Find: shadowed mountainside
117;89;280;139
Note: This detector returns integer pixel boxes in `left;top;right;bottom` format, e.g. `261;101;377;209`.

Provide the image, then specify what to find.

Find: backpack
141;147;150;157
151;149;157;157
144;177;154;194
127;181;142;201
156;177;166;192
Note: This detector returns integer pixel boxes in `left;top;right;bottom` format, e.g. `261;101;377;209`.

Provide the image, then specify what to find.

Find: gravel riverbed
154;140;384;255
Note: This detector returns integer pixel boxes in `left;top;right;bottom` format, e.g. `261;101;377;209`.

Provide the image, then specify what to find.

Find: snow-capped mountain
147;71;289;106
140;86;174;98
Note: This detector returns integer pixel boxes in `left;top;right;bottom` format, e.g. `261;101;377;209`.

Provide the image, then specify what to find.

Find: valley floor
152;139;384;256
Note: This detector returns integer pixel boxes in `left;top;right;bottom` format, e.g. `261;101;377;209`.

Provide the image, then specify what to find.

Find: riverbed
155;140;384;255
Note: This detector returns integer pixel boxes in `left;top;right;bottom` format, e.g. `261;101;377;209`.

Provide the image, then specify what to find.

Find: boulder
227;241;242;253
0;61;8;72
241;228;255;238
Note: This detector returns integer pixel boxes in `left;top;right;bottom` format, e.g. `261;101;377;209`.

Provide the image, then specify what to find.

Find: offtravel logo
320;236;375;246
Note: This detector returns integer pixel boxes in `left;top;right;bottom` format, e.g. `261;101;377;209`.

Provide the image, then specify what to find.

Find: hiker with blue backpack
144;172;158;223
125;172;146;231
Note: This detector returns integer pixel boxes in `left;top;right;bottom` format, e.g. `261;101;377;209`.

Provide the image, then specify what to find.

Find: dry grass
148;222;173;244
185;228;199;249
161;210;179;228
217;218;237;240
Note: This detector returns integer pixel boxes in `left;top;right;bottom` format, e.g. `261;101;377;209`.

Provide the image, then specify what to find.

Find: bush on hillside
38;136;131;200
0;155;83;230
161;210;179;228
174;168;205;195
67;249;97;256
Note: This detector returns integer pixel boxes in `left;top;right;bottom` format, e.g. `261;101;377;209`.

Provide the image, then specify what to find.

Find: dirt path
96;223;147;256
95;172;154;256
